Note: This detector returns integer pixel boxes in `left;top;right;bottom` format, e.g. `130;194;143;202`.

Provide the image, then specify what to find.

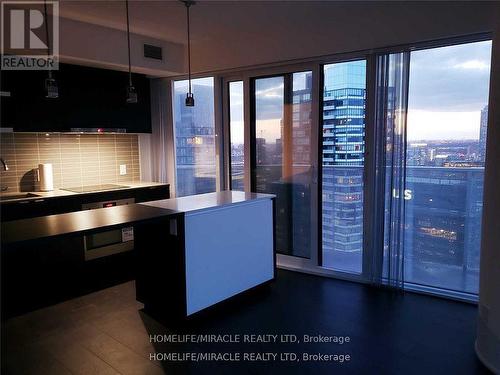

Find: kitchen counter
0;182;170;222
1;203;178;244
0;182;168;203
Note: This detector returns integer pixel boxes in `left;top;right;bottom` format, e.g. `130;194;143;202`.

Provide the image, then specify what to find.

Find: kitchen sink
0;193;40;202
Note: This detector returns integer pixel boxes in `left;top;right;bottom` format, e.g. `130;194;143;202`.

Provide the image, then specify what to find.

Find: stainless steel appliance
82;198;135;261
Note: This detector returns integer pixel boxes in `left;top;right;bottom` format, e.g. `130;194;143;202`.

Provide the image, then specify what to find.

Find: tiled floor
1;270;492;375
2;281;172;375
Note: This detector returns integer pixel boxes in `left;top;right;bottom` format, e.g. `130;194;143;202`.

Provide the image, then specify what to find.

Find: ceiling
58;1;499;74
60;0;188;43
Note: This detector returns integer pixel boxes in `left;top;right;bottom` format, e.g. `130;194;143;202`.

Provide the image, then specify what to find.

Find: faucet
1;158;8;171
1;158;9;191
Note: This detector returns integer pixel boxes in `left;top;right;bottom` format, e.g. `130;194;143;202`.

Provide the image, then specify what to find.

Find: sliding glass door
253;71;314;258
317;40;491;295
402;40;492;295
321;60;367;274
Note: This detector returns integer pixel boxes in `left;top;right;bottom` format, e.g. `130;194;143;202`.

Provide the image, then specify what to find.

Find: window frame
223;78;246;191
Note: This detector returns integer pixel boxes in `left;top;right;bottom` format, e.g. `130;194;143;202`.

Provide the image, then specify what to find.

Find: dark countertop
1;203;179;244
0;182;169;204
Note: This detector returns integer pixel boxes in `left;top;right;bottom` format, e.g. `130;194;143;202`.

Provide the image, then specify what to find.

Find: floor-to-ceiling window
253;71;313;258
321;60;366;274
403;40;492;295
172;77;216;197
229;81;245;190
208;36;492;301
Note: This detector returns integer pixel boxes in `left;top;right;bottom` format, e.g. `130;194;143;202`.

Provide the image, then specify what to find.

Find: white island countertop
140;191;275;215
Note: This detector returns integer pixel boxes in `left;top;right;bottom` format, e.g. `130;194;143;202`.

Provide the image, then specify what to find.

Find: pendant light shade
125;0;137;104
45;73;58;99
44;0;58;99
185;92;194;106
183;0;195;106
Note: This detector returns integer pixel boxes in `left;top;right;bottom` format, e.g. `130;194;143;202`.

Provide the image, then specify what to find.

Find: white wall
58;17;185;76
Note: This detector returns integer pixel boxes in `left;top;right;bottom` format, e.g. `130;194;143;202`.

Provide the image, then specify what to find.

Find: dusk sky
407;40;492;141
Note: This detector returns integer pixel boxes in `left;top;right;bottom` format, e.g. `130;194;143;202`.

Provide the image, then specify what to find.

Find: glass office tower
322;60;366;273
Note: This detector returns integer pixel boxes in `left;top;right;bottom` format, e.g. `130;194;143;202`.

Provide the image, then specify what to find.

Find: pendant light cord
125;0;132;86
186;1;192;94
43;0;52;79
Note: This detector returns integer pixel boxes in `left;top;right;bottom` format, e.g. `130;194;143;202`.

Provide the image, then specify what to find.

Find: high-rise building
479;105;488;163
321;61;366;272
404;165;484;293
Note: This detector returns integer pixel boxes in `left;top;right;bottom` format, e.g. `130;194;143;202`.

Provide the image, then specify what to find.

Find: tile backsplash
0;133;140;192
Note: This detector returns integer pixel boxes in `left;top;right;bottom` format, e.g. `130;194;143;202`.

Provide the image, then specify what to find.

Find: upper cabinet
0;64;152;133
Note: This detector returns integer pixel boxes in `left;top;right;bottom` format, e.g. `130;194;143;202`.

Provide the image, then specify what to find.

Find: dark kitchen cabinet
0;63;151;133
133;185;171;203
0;197;77;221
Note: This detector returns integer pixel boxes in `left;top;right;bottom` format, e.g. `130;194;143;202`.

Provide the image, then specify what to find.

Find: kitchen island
137;191;276;319
1;191;275;320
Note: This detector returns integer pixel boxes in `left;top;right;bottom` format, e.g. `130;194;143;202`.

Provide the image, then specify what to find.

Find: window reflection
254;72;313;258
173;77;216;197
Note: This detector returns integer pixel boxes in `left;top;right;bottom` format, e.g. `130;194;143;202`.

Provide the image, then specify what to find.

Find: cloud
453;60;490;70
255;77;284;120
408;40;492;112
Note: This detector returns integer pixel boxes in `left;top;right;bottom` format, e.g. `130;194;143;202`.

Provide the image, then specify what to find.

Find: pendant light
43;0;58;99
125;0;137;103
183;0;195;106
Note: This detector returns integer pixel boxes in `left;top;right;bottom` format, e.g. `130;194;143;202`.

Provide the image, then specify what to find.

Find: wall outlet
119;164;127;175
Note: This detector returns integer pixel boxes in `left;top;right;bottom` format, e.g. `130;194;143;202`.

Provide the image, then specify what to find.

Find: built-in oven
82;198;135;261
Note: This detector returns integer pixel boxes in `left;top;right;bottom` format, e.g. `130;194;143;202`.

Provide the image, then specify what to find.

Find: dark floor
1;270;492;375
